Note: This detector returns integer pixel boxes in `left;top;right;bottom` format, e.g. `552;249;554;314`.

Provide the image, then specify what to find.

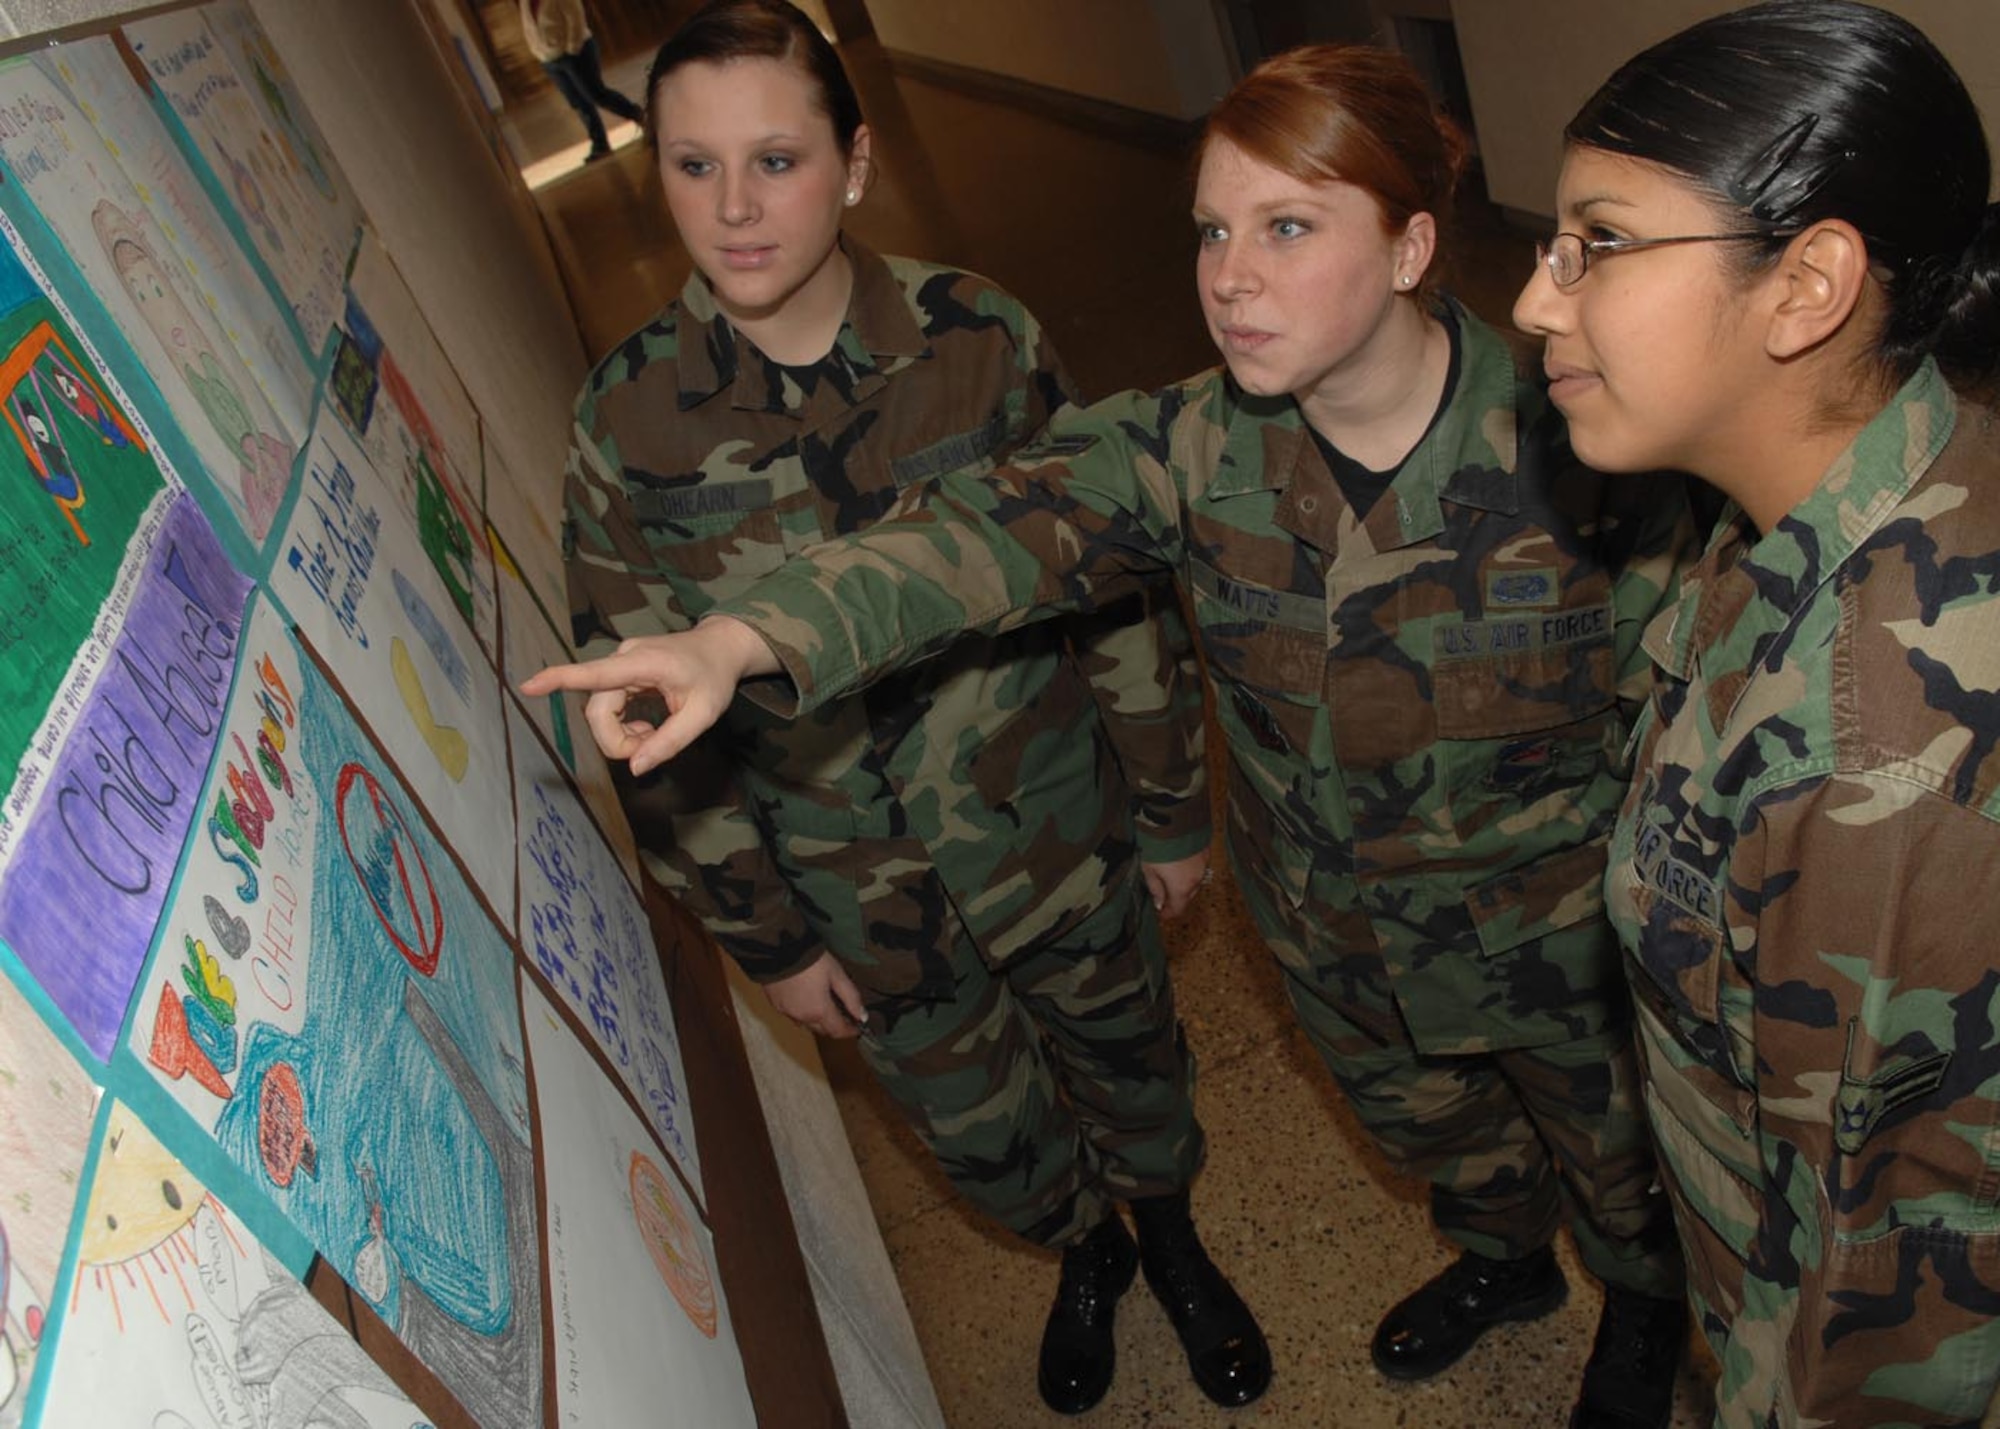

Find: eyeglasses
1534;229;1796;288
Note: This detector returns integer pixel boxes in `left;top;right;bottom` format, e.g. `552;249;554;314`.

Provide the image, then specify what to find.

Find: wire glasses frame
1535;229;1798;288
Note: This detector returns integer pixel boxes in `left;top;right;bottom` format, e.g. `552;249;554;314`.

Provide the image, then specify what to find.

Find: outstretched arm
519;616;779;774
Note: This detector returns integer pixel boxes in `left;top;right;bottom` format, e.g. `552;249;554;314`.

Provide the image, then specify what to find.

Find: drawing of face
630;1151;716;1337
78;1103;207;1265
112;236;195;357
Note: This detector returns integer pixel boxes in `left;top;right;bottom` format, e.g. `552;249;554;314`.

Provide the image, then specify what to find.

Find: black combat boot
1037;1214;1138;1414
1129;1191;1271;1408
1567;1287;1687;1429
1370;1246;1567;1380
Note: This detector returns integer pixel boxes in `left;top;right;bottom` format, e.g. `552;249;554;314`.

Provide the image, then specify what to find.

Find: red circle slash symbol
335;762;443;976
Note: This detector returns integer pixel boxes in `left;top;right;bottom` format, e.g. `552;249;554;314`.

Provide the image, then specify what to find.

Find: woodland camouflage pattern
565;241;1208;1243
1611;359;2000;1426
718;306;1689;1288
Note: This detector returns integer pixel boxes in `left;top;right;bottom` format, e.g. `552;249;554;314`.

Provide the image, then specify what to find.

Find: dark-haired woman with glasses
1515;2;2000;1423
531;42;1699;1426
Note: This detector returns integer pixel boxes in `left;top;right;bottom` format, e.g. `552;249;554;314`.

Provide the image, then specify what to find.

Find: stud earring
1400;274;1413;287
845;189;859;205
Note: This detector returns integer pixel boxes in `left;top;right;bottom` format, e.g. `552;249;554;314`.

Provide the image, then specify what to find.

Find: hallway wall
864;0;1235;120
1457;0;2000;220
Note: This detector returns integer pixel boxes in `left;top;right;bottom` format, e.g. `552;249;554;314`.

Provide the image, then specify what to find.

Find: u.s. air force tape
1433;603;1611;661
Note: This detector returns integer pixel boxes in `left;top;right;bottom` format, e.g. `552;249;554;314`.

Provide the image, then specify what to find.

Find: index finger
519;653;645;698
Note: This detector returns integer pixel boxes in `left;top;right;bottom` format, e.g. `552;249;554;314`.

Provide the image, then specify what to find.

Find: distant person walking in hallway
519;0;644;161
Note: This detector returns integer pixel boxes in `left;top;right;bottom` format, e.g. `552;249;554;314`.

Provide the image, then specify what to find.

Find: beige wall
1455;0;2000;219
866;0;1235;120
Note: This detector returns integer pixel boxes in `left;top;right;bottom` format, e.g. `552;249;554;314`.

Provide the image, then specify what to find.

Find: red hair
1203;46;1467;288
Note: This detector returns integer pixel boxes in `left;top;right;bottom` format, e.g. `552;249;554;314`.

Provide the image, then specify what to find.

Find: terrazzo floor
820;822;1717;1428
515;24;1720;1427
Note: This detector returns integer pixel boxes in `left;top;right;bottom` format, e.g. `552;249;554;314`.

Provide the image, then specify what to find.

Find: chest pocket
1188;555;1326;756
1188;554;1326;909
888;409;1012;489
1187;556;1324;693
630;475;794;620
1431;596;1617;738
1430;574;1623;845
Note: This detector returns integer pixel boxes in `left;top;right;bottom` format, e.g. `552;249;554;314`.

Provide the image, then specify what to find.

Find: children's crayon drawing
0;59;299;544
0;485;252;1061
124;9;353;366
524;977;753;1429
325;283;496;660
345;234;481;518
37;1100;435;1429
0;972;97;1429
510;701;693;1188
497;553;640;890
482;440;567;629
200;2;359;240
44;37;315;445
126;602;540;1427
324;312;500;656
0;228;165;801
267;413;515;919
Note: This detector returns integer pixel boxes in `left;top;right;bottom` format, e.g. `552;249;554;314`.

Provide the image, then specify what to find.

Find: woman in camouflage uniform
1514;4;2000;1425
535;45;1693;1428
546;0;1267;1414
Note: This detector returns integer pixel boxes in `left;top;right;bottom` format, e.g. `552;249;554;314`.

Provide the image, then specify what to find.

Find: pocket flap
1467;839;1608;958
1433;618;1615;740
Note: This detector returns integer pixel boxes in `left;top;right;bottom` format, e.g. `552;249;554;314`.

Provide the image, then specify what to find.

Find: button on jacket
565;240;1208;1015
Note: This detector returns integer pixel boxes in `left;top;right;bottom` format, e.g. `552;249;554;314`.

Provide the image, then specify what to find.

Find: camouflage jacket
1610;360;2000;1427
720;306;1691;1054
565;240;1208;1001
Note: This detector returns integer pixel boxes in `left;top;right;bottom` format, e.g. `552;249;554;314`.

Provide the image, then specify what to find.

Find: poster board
44;36;316;447
124;6;356;368
0;57;300;549
0;4;841;1426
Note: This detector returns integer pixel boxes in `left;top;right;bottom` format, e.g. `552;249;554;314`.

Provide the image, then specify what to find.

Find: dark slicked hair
1568;0;1997;387
645;0;864;154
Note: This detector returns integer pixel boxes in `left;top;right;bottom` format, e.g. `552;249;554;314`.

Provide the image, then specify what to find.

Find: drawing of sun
628;1151;716;1339
74;1103;244;1333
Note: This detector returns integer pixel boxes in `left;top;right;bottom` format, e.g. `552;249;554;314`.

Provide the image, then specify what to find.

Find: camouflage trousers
1242;864;1682;1298
852;871;1204;1250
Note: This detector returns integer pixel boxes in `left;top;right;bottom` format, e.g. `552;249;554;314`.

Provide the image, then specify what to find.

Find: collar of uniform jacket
1205;297;1524;551
1642;356;1958;693
673;235;931;414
